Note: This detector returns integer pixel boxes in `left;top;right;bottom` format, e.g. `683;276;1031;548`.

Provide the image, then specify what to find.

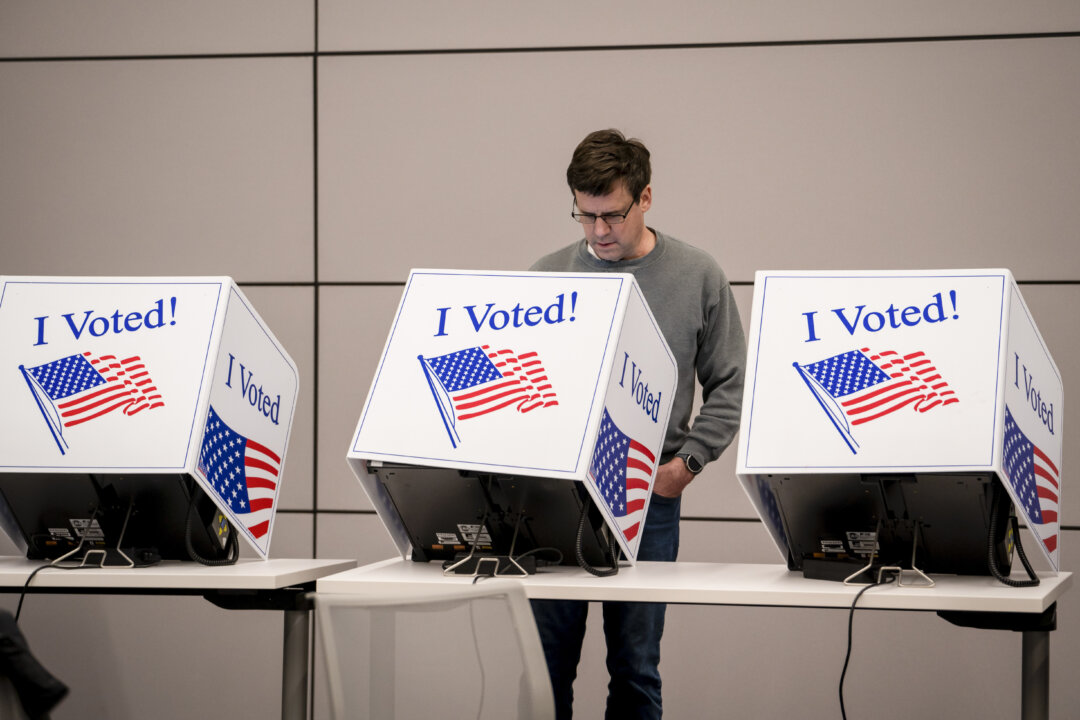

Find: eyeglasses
570;198;637;225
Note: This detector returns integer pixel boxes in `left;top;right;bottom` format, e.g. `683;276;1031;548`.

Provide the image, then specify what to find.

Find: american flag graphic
420;344;558;446
795;348;958;453
197;406;280;540
1002;406;1060;554
25;351;164;426
21;351;164;453
587;409;655;542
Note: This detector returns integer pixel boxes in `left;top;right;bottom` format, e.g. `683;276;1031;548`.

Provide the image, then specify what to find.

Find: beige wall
1;2;1078;718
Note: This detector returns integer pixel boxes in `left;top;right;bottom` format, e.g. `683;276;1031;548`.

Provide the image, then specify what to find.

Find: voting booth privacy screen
348;269;676;566
0;277;298;561
737;269;1063;576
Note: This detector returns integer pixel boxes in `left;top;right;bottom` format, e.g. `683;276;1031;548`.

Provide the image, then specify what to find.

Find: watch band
677;452;703;475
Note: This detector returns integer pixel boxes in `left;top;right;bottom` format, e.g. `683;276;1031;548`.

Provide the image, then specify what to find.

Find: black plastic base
801;556;876;582
939;603;1057;632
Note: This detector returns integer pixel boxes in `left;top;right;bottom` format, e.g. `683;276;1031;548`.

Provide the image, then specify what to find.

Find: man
529;129;746;719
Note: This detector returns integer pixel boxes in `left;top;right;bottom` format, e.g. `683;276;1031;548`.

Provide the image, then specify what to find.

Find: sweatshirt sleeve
679;272;746;466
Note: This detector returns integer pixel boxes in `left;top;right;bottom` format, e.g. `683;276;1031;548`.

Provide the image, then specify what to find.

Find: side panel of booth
580;283;677;563
192;285;299;559
737;474;790;566
350;458;412;559
997;281;1064;571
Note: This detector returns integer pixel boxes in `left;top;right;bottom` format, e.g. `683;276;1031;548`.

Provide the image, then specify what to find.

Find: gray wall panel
315;510;403;566
319;0;1080;52
318;39;1080;284
0;0;313;57
0;59;313;282
661;602;1017;719
317;53;577;282
317;285;405;511
241;285;315;511
263;509;313;559
6;594;282;719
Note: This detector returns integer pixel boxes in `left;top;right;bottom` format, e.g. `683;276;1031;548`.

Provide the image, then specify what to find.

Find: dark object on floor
0;610;68;719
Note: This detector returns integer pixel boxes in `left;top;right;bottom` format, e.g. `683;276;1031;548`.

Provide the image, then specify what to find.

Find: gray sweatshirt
530;230;746;468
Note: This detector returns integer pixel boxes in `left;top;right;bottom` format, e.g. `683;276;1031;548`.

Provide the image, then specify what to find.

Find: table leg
282;608;310;720
370;608;396;718
1021;629;1049;720
939;602;1056;720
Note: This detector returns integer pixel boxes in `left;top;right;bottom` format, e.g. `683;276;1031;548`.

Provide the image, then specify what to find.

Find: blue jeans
531;492;681;720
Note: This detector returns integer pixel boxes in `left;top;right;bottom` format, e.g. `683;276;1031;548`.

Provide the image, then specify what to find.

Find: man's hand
652;457;695;498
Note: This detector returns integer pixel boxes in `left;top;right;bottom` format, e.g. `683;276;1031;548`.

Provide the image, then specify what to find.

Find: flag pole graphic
792;362;858;455
19;365;68;455
418;355;460;448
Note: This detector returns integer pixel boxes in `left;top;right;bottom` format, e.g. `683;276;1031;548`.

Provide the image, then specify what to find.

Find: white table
319;559;1072;719
0;556;357;720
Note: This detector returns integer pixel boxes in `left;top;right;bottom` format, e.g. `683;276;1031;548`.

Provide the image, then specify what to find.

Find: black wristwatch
676;452;703;475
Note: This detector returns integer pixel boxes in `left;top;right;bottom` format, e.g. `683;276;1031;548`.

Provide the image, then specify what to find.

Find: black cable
184;492;239;566
987;489;1040;587
502;508;564;570
13;559;111;623
839;574;895;720
14;564;54;623
513;547;564;567
575;496;619;577
1009;516;1040;583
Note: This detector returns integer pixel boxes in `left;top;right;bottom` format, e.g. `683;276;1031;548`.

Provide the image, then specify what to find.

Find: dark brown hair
566;129;651;200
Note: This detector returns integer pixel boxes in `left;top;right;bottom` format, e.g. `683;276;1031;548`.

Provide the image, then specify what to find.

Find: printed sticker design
1002;406;1060;554
794;348;958;453
20;351;164;455
418;344;558;447
197;406;280;540
588;408;655;542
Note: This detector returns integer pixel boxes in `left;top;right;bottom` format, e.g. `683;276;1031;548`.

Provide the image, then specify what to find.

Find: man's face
574;182;653;262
